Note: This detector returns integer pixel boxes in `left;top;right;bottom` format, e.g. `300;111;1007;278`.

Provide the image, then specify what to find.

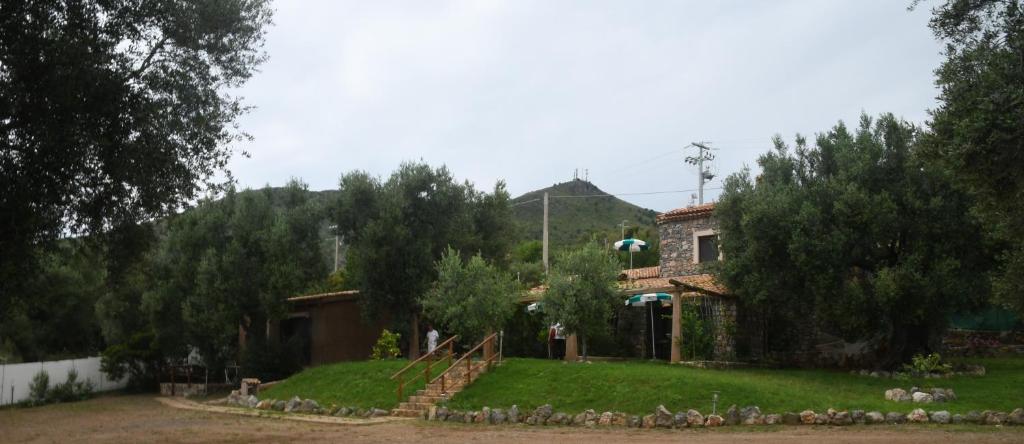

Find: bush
903;352;953;375
675;303;715;361
371;329;401;360
28;370;49;405
47;369;94;403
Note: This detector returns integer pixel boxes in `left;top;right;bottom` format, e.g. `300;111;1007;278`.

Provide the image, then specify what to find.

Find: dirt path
1;395;1022;443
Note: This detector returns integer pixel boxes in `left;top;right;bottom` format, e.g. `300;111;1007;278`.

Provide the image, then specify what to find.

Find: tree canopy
923;0;1024;316
715;113;993;366
0;0;273;316
542;242;621;359
423;248;521;343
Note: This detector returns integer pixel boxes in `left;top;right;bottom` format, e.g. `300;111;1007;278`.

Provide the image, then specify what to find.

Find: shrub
903;352;953;375
28;370;49;405
675;303;715;361
371;329;401;360
48;369;94;403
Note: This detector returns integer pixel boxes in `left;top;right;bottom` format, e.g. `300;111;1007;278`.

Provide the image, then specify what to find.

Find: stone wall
710;297;737;360
658;215;719;278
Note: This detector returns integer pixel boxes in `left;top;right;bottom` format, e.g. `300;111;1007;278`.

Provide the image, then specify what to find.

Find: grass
444;357;1024;415
260;359;450;410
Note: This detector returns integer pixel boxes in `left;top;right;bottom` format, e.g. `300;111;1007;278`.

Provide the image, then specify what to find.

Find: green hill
510;179;659;253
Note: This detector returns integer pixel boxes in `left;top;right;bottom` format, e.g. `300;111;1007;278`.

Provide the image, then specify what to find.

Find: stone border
155;397;409;426
424;403;1024;428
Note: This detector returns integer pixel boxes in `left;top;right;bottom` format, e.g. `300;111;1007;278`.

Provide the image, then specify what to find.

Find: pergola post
564;334;579;362
670;291;682;363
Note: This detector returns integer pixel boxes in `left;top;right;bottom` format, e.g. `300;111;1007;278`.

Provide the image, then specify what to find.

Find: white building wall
0;356;128;405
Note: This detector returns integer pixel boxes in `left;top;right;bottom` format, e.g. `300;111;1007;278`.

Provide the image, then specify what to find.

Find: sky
229;0;944;212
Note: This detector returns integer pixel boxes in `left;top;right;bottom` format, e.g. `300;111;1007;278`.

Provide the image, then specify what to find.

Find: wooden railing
429;332;501;396
390;335;457;402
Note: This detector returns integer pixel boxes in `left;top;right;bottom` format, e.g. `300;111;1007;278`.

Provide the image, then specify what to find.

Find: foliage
46;369;95;404
336;163;514;356
371;330;402;360
542;242;621;358
100;331;165;390
28;370;49;406
715;114;992;366
423;248;522;343
0;0;273;319
447;357;1024;415
903;353;954;375
239;336;305;382
676;303;715;361
922;0;1024;317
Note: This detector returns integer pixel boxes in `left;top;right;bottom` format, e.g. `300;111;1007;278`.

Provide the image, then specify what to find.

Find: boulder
490;408;506;424
725;405;740;426
885;388;908;402
245;395;259;408
572;412;587;426
296;399;319;413
548;412;568;425
799;410;816;425
782;412;801;425
764;414;782;425
673;411;687;428
611;412;629;427
851;410;865;424
436;407;449;421
371;408;389;417
534;404;553;422
272;400;286;411
508;405;519;423
912;392;933;404
654;405;673;428
448;410;464;422
864;411;884;424
907;408;929;423
930;410;951;424
598;411;614;426
886;412;906;424
465;411;477;423
474;410;488;423
933;392;947;403
256;399;273;410
628;415;642;428
687;409;705;428
984;411;1007;425
740;406;763;425
583;410;599;427
814;413;829;425
525;415;538;426
1007;408;1024;425
642;414;656;428
945;388;957;401
964;410;983;424
284;396;301;413
706;415;724;427
830;411;852;426
910;386;921;394
951;414;964;424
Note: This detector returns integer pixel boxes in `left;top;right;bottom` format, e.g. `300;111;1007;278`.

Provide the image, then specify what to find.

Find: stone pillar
670;291;682;363
564;334;579;362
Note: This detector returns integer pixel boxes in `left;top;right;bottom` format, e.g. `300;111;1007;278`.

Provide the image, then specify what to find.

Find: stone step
408;395;445;404
398;401;434;410
390;408;425;418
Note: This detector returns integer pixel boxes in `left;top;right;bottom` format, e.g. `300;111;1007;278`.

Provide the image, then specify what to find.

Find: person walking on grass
426;324;439;354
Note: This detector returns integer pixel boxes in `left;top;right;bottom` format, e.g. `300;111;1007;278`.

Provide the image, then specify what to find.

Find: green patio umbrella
614;238;649;269
625;293;672;360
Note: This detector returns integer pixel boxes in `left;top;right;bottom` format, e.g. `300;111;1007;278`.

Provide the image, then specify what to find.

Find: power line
510;187;723;206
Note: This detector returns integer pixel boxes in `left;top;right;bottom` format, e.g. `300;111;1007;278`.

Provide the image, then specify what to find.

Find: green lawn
261;359;449;410
445;357;1024;415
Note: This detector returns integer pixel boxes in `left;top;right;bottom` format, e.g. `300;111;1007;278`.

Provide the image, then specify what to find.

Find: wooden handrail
429;332;498;386
389;335;458;380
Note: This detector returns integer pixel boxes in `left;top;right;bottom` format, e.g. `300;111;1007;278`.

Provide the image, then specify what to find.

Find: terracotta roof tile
656;203;716;224
618;266;660;280
521;273;728;303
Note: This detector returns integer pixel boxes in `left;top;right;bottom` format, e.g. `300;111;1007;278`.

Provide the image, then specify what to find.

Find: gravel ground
1;395;1022;443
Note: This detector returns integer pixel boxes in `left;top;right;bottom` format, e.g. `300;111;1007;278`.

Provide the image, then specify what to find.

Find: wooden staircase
389;332;501;418
390;360;490;417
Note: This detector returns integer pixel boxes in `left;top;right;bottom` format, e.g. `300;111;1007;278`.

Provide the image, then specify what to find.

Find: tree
715;114;992;367
422;248;521;344
542;242;621;359
336;163;513;358
922;0;1024;316
0;0;273;317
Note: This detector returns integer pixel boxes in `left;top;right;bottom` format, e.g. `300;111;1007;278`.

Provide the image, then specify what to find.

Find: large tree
716;114;992;367
542;242;621;360
422;247;521;344
0;0;272;314
335;163;514;358
922;0;1024;316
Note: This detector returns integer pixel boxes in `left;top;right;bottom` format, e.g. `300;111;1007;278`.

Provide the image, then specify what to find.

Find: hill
510;179;659;252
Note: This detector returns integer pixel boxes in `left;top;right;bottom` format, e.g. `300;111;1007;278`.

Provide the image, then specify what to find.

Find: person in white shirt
426;324;439;354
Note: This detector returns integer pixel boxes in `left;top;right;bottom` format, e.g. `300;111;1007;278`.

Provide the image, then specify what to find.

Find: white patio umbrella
625;292;672;360
614;238;649;269
526;302;542;313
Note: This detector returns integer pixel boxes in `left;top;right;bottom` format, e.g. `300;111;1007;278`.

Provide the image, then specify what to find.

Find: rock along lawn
260;359;450;410
444;357;1024;416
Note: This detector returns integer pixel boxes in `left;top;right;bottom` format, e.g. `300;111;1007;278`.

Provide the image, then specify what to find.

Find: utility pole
543;192;549;274
334;234;340;273
686;142;716;204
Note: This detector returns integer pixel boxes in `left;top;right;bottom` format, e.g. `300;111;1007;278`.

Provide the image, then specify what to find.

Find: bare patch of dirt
1;395;1022;443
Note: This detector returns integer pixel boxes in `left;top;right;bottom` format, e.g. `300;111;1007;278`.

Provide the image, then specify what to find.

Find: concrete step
391;408;424;418
398;401;433;410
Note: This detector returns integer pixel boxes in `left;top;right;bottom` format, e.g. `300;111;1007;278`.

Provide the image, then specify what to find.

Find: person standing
426;324;439;354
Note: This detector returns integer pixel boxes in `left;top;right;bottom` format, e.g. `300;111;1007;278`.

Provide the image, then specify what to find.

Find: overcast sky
229;0;943;212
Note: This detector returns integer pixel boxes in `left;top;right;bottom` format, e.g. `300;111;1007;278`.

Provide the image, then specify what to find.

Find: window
697;235;719;263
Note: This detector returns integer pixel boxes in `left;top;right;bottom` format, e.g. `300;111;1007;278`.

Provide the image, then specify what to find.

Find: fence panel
0;356;128;405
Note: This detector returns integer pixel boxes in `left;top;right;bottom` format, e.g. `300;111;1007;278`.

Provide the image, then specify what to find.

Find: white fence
0;356;128;405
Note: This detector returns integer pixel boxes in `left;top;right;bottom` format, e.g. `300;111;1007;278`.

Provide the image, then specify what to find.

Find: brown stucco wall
291;294;389;365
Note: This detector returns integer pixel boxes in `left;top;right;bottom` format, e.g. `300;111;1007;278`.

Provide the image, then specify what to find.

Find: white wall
0;356;128;405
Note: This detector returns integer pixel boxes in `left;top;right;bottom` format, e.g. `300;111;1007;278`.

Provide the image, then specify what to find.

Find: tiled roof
520;273;728;303
619;266;660;280
656;203;716;224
